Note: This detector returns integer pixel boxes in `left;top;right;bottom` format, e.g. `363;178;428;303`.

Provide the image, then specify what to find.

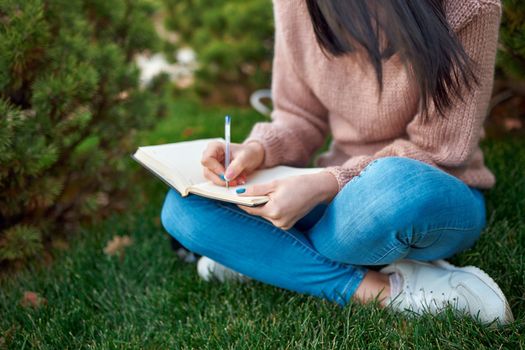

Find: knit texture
244;0;501;191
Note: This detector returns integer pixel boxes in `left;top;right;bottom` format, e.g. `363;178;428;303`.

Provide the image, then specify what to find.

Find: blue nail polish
236;188;246;194
219;174;225;181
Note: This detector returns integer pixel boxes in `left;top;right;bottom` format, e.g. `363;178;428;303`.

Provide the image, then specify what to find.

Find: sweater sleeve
243;17;329;168
326;2;501;191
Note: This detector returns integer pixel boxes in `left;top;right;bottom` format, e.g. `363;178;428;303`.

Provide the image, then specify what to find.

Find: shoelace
404;286;462;314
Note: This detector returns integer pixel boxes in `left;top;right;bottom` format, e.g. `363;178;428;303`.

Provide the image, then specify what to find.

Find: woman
161;0;513;324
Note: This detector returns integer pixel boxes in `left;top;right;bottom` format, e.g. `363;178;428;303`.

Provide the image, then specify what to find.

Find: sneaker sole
433;259;514;324
197;257;249;283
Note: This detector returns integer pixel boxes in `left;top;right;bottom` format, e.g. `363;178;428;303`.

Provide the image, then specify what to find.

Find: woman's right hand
201;141;265;186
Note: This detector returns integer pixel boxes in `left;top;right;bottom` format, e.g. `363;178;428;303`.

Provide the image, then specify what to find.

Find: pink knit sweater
245;0;502;191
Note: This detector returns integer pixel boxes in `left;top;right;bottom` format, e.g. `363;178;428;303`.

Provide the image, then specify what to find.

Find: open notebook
132;138;323;206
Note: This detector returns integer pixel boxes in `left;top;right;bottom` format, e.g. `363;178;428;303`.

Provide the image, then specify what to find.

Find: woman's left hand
238;171;339;230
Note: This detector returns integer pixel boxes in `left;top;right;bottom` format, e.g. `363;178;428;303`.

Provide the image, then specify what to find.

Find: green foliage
0;0;165;263
163;0;273;104
0;225;43;261
498;0;525;80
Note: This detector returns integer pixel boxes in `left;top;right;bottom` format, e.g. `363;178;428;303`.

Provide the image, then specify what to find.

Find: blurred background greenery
0;0;524;267
163;0;274;105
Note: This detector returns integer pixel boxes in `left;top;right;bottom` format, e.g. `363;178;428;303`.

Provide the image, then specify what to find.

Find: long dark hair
305;0;478;120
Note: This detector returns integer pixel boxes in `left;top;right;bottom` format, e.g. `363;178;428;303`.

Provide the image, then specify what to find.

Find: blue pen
224;115;231;189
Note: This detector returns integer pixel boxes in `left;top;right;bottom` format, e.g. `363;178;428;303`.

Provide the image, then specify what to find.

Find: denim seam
339;267;366;302
373;243;405;265
371;226;479;264
419;226;479;233
216;202;357;271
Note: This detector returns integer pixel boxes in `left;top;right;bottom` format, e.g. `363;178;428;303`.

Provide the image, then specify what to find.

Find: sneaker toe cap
452;272;513;324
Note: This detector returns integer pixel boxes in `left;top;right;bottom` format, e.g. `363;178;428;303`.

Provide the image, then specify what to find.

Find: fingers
238;204;265;216
202;140;243;182
201;141;225;173
238;181;276;196
202;141;250;186
224;149;253;181
236;182;275;217
202;141;224;161
236;181;275;220
224;159;243;182
203;167;225;186
225;173;248;187
203;158;225;178
203;168;248;186
232;172;248;186
237;203;276;223
237;202;293;230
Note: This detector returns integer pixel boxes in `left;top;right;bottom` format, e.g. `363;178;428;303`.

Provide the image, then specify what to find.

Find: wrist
244;140;265;168
312;171;339;203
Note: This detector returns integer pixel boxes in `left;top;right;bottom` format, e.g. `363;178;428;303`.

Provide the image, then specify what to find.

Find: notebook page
190;165;323;201
244;166;324;184
138;138;222;186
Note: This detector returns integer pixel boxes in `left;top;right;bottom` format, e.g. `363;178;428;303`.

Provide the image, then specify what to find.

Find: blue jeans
161;157;486;305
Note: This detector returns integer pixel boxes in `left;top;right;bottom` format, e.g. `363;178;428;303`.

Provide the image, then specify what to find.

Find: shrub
163;0;274;104
498;0;525;80
0;0;165;263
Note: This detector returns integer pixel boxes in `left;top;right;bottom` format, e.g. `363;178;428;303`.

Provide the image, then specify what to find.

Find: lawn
1;98;524;349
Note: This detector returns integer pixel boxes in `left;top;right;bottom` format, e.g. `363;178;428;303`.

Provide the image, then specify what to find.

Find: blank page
191;165;323;198
244;166;323;184
137;138;222;186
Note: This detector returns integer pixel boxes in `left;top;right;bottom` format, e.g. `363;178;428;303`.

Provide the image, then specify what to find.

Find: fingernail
225;169;234;179
236;188;246;194
219;173;225;181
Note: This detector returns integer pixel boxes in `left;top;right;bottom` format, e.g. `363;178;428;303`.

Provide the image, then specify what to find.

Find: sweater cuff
325;155;375;191
325;166;360;192
243;122;286;168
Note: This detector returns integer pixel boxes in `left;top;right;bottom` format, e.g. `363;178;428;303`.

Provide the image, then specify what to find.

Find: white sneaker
197;256;249;283
174;248;199;263
381;259;514;325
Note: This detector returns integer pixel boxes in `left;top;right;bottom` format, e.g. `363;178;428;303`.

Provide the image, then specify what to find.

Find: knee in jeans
358;157;425;183
310;228;379;263
309;197;412;264
310;235;347;262
160;190;205;253
160;191;184;235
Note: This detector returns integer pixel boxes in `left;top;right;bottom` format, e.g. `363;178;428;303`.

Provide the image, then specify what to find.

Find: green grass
1;99;524;349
